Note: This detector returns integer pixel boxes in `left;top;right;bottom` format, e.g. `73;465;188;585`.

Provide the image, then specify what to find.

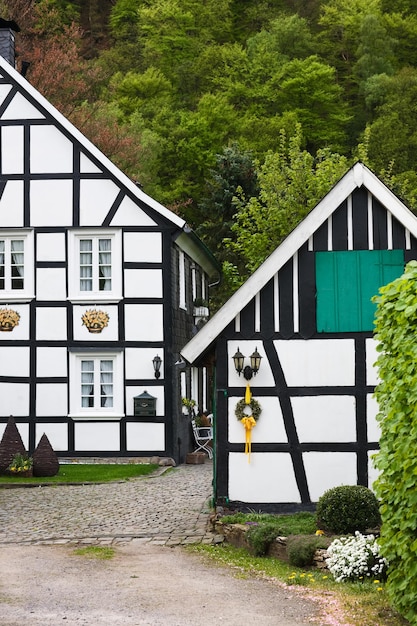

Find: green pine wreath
235;397;262;421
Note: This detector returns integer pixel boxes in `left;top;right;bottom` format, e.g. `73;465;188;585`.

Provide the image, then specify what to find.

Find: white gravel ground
0;542;328;626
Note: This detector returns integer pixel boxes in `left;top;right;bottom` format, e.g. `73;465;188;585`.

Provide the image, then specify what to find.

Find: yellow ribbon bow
241;415;257;463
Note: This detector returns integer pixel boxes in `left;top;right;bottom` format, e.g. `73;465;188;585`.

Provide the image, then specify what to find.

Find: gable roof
0;55;220;278
181;162;417;363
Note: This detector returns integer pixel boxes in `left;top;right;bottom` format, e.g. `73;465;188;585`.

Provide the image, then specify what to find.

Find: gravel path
0;462;333;625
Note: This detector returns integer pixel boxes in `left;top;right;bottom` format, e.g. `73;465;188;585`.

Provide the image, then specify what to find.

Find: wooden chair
191;419;213;459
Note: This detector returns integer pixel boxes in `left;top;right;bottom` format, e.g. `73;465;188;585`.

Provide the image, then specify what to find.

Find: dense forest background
3;0;417;305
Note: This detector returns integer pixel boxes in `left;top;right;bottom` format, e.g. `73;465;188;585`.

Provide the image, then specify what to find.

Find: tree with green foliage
226;125;349;277
373;260;417;624
196;143;259;309
365;68;417;175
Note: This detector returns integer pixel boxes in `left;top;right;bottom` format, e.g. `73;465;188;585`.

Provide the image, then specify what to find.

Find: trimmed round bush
316;485;381;534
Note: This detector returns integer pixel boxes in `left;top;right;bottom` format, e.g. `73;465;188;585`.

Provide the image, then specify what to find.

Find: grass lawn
189;543;409;626
0;463;159;484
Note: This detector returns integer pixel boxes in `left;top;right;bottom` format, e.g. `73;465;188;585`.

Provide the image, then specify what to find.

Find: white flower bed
326;531;388;582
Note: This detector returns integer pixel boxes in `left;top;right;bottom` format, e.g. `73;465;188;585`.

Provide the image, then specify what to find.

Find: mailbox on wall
134;390;157;417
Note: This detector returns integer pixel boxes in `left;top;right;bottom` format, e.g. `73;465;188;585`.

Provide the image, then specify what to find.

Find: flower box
186;452;206;464
193;306;209;318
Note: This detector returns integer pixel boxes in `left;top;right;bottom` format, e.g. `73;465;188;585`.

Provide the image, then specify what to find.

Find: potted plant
193;298;209;320
182;397;196;416
7;452;33;477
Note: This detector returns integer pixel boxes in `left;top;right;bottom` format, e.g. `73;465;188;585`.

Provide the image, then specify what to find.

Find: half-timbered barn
0;28;219;462
181;163;417;511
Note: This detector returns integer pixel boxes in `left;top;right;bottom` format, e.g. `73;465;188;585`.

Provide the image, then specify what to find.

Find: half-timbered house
0;28;219;462
181;163;417;511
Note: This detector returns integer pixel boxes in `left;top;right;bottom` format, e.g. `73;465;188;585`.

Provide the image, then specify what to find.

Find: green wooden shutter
316;250;404;332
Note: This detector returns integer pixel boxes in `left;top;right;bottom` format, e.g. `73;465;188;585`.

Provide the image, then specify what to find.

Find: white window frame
179;249;186;310
68;229;122;303
69;351;124;419
0;230;34;302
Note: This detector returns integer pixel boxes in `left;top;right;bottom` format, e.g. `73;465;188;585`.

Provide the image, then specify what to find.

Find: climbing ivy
373;260;417;624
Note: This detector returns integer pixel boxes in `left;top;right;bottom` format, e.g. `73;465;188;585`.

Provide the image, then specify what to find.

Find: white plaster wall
74;422;120;451
125;386;164;417
303;452;357;502
366;338;379;386
124;304;163;341
0;304;29;341
80;153;102;173
124;269;163;299
126;422;165;451
36;383;68;417
0;346;29;377
367;394;381;442
36;232;66;262
79;179;120;226
73;305;119;341
0;84;12;107
30;180;73;226
2;125;23;174
228;396;287;443
36;307;67;341
124;232;162;263
229;453;301;503
125;348;164;381
227;340;275;387
36;268;67;300
35;423;68;451
0;382;29;415
368;451;380;490
275;339;355;387
111;196;157;227
2;92;45;120
0;180;24;226
37;347;68;378
292;396;356;443
30;125;73;173
0;421;29;448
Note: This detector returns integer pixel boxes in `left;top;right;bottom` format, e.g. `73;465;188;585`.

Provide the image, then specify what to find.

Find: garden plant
373;260;417;624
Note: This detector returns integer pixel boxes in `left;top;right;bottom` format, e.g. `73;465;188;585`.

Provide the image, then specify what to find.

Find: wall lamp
232;347;262;381
152;354;162;379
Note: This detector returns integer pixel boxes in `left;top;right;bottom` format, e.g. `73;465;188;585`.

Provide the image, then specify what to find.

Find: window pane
0;240;4;290
100;359;113;408
10;240;24;290
80;239;93;291
81;360;94;408
99;239;111;291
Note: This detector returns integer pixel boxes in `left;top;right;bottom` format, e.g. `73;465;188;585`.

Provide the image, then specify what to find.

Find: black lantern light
152;354;162;379
232;347;262;380
250;347;262;375
232;347;245;376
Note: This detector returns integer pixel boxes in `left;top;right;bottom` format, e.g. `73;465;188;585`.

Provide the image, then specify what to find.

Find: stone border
215;521;329;569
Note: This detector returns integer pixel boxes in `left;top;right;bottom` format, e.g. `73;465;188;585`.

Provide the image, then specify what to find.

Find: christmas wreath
235;397;262;421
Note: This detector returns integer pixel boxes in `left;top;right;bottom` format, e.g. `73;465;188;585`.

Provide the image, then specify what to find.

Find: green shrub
286;535;328;568
246;523;279;556
316;485;381;534
373;261;417;622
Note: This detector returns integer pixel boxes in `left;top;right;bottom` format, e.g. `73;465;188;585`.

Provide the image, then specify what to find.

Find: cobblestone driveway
0;462;216;546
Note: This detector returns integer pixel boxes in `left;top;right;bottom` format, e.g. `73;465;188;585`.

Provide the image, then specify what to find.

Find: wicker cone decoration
33;433;59;477
0;416;26;474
